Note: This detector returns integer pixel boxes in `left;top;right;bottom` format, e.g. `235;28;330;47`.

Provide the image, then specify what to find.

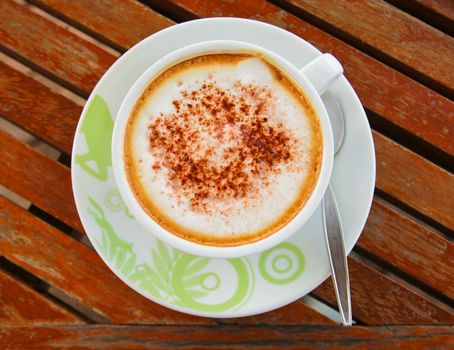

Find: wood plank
0;61;80;154
0;195;212;324
275;0;454;95
415;0;454;18
0;0;117;96
3;0;454;157
359;198;454;299
0;269;82;324
312;257;454;325
0;129;83;232
0;325;453;349
219;301;334;325
387;0;454;35
28;0;174;51
374;131;454;230
160;0;454;157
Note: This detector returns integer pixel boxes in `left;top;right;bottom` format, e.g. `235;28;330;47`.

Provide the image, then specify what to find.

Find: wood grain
387;0;454;35
359;198;454;299
3;0;454;157
0;269;82;324
29;0;174;51
312;257;454;325
0;195;212;324
0;61;80;154
374;131;454;230
0;130;83;232
414;0;454;19
0;325;453;349
275;0;454;95
160;0;454;157
218;301;334;325
0;0;117;96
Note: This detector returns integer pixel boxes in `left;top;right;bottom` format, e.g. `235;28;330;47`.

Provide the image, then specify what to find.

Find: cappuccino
124;53;322;246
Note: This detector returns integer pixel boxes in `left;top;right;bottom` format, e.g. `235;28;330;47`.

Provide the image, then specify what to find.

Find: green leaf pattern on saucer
77;95;305;313
76;95;113;182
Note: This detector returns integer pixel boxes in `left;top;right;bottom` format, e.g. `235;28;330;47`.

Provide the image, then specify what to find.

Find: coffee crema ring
124;53;322;246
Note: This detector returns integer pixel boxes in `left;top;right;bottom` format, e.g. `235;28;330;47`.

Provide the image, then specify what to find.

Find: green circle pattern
272;254;292;273
104;188;134;219
172;255;251;312
104;188;124;212
201;272;221;291
259;242;305;284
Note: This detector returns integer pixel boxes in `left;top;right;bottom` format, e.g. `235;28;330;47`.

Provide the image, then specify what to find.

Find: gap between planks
385;0;454;36
0;259;88;324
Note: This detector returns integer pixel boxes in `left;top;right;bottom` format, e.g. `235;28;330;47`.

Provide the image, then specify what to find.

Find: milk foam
128;56;318;240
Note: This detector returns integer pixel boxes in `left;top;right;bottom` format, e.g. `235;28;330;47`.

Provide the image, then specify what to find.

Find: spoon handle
322;182;352;326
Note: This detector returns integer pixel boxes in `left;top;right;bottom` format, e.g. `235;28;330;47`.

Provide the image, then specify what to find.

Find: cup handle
299;54;343;95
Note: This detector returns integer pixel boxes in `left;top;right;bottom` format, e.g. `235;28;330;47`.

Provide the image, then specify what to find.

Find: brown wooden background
0;0;453;348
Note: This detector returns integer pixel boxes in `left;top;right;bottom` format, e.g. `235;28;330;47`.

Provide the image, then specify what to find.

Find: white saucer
71;18;375;318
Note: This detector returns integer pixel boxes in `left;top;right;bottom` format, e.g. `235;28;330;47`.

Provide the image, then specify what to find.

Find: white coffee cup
112;40;341;258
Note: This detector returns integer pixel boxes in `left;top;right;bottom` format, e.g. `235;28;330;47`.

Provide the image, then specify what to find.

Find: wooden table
0;0;453;348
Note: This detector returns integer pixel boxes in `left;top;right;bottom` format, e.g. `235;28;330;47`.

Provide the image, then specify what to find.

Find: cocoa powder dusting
148;79;297;213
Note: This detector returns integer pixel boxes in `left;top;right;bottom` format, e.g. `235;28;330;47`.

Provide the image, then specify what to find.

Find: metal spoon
321;92;352;326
